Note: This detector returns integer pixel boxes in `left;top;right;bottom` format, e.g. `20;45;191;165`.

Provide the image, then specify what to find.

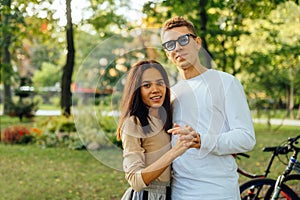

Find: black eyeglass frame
162;33;197;51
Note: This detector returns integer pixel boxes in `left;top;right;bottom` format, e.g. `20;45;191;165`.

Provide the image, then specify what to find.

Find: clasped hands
167;123;201;149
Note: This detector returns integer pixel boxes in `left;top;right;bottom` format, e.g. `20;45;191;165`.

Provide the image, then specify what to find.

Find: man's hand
168;123;201;149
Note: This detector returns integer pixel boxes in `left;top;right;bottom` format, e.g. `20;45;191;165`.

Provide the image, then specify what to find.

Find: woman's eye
142;83;151;88
157;81;165;86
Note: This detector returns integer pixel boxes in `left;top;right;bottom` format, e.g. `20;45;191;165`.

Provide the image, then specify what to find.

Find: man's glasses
162;33;197;51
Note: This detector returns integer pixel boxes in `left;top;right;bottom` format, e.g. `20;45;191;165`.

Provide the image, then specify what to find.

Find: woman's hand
168;123;201;149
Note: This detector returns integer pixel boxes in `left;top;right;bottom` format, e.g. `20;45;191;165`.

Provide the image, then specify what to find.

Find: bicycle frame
237;144;285;179
238;135;300;200
271;136;300;200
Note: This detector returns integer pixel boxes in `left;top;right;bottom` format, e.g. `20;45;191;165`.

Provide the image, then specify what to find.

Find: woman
117;60;197;200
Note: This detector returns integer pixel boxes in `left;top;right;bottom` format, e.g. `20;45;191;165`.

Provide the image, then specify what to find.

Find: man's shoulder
215;70;241;87
203;69;235;84
171;79;186;89
209;69;234;79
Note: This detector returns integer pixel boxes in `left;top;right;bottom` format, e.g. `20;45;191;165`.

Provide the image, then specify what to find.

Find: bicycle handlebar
262;135;300;155
236;153;250;158
263;146;290;154
237;135;300;181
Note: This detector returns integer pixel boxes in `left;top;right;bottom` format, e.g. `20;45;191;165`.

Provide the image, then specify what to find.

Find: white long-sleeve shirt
171;69;256;200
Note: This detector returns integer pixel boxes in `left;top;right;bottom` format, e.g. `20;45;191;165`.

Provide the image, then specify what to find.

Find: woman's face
140;67;166;111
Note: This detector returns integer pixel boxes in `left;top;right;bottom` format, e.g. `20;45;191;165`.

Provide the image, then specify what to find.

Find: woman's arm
141;138;190;185
122;132;195;191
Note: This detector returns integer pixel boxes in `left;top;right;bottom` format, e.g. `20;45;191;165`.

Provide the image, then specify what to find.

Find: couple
117;16;256;200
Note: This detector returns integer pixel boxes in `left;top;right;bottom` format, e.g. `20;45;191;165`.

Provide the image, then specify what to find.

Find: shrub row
0;112;120;150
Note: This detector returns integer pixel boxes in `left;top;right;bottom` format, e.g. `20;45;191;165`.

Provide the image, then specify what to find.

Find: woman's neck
149;107;159;118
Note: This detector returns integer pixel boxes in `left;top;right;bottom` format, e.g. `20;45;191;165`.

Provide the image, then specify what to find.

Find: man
161;16;256;200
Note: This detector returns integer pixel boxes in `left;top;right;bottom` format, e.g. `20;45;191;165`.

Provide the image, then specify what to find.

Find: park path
1;110;300;126
36;110;300;126
252;118;300;127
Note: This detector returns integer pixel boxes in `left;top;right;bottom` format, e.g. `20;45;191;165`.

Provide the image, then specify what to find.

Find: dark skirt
121;181;171;200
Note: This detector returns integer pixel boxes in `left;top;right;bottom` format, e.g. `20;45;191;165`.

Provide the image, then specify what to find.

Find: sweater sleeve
121;123;147;192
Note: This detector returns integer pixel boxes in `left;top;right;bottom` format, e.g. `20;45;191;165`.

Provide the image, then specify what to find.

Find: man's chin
177;62;191;70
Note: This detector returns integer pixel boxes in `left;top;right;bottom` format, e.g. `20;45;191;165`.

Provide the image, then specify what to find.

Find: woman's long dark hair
117;60;172;140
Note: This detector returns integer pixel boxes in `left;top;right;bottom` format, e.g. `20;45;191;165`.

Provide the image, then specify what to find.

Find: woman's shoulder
122;116;164;138
121;116;143;137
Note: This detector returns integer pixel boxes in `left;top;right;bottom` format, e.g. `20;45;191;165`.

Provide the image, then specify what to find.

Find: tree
142;0;300;119
1;0;13;114
61;0;75;117
1;0;27;114
241;1;300;119
1;0;59;115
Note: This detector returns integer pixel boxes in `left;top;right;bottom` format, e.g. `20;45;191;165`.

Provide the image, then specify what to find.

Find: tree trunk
288;79;295;119
198;0;213;69
2;0;13;114
285;85;290;117
61;0;75;117
297;101;300;120
286;68;295;119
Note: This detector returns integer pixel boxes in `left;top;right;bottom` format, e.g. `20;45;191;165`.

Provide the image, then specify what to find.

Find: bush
34;116;83;149
98;115;121;148
7;100;39;121
1;126;33;144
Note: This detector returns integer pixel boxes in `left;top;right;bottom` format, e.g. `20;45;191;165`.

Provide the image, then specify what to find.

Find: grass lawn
1;114;299;199
0;145;129;200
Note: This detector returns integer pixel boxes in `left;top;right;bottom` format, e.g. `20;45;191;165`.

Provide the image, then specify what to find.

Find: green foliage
98;114;122;148
87;0;129;30
7;100;39;121
37;129;84;150
31;44;61;70
7;76;39;121
144;0;300;118
50;96;60;107
32;116;83;149
73;106;119;149
18;109;121;150
32;62;62;88
240;1;300;118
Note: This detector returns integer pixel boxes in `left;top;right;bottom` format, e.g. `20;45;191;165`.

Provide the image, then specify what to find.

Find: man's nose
174;41;183;51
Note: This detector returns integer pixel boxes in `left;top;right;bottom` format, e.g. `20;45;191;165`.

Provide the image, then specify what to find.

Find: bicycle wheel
283;174;300;198
240;178;299;200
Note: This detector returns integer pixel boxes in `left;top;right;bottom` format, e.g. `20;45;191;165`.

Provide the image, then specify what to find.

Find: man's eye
179;37;188;44
166;41;175;49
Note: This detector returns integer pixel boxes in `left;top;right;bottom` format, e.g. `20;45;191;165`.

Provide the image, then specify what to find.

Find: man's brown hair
161;16;196;36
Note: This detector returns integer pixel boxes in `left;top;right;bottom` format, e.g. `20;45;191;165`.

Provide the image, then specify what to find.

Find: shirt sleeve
207;77;256;155
121;128;147;192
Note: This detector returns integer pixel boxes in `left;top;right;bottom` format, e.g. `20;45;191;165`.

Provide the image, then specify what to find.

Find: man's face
161;26;201;71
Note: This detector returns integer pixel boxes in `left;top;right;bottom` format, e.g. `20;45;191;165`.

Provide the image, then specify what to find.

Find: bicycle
238;135;300;200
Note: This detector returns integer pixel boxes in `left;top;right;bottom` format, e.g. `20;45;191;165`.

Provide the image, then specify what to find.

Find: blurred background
0;0;300;199
1;0;299;120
